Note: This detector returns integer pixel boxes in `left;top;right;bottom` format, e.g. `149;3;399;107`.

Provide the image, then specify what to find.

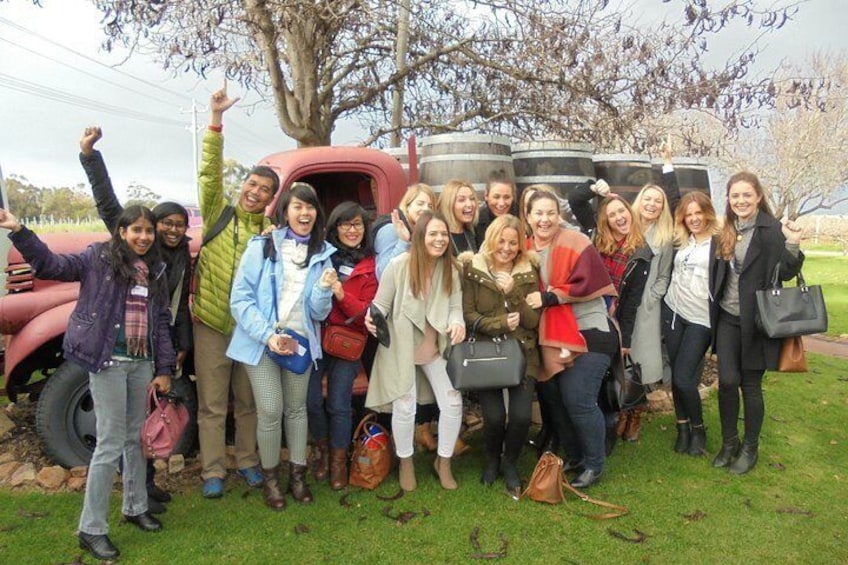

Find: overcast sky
1;0;846;206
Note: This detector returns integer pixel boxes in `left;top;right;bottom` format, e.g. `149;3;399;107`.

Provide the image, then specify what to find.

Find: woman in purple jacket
1;206;175;562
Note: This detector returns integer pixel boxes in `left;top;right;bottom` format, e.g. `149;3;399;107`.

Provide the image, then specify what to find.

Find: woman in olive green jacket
459;214;541;498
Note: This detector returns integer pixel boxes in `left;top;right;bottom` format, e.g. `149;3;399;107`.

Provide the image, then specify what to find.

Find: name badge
338;265;354;277
130;285;148;298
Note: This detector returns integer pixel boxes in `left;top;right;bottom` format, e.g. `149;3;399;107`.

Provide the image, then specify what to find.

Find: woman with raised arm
663;192;719;456
1;207;174;562
307;202;377;490
79;126;192;510
365;211;466;491
459;214;540;498
710;172;804;474
227;183;336;509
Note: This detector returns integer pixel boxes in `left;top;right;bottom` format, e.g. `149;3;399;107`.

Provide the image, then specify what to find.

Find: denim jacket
226;229;335;367
9;227;176;375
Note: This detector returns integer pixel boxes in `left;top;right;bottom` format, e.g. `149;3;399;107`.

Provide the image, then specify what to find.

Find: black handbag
755;263;828;338
606;353;647;411
446;318;525;391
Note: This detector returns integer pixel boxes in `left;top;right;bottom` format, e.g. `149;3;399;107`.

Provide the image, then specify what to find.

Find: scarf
125;259;150;358
601;237;630;293
535;229;617;380
285;226;311;245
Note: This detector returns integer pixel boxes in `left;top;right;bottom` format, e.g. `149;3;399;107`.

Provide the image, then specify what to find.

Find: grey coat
630;239;673;384
365;253;464;411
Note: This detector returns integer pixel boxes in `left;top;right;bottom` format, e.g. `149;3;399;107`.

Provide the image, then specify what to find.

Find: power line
0;36;180;108
0;16;192;104
0;72;186;127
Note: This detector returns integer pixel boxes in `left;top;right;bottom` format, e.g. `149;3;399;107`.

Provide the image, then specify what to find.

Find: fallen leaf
682;510;706;521
608;528;649;543
776;506;814;517
469;526;509;559
294;523;310;534
830;440;838;445
16;509;48;519
339;493;352;508
376;488;405;501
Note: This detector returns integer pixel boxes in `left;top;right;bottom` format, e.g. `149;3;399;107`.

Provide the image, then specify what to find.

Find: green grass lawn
1;353;847;564
795;255;848;336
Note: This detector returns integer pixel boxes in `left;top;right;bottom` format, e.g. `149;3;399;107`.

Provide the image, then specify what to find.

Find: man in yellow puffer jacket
193;84;278;498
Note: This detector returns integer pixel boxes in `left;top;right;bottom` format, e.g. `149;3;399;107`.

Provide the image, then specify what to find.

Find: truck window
296;172;377;219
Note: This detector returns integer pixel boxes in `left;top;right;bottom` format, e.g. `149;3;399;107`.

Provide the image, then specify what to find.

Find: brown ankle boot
454;436;471;457
615;411;630;439
311;439;330;481
623;407;644;442
415;424;437;452
261;466;286;511
398;456;417;492
288;463;314;503
329;448;348;491
433;455;458;490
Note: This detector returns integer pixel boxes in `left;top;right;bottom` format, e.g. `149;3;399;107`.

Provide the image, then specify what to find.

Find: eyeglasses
338;221;365;232
159;220;187;231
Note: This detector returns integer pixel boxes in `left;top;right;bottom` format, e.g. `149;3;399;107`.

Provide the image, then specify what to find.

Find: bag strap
200;204;235;250
560;477;630;520
351;412;377;444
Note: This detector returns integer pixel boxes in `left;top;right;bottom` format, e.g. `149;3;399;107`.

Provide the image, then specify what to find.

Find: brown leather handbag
522;451;629;519
778;335;807;372
349;413;393;490
322;324;367;361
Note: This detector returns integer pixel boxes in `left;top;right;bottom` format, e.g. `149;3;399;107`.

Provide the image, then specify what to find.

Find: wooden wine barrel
652;158;713;204
419;133;514;195
593;154;653;203
512;141;595;226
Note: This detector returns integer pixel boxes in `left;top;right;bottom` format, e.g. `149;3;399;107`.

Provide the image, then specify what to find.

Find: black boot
481;455;500;486
728;442;758;474
502;422;528;499
712;437;741;468
687;425;706;457
674;422;691;453
288;463;314;503
482;423;504;486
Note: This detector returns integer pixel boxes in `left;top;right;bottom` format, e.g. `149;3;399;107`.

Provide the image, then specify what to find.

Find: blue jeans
79;360;151;535
539;352;610;473
662;303;711;426
307;356;359;450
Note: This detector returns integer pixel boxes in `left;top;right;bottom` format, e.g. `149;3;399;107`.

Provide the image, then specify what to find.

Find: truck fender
3;301;76;389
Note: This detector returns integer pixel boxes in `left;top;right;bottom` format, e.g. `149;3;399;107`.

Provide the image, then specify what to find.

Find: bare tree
91;0;805;149
707;53;848;219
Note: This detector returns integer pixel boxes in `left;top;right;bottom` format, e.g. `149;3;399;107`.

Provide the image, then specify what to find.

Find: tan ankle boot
311;439;329;481
624;407;644;442
329;448;348;491
615;410;630;438
398;456;417;492
415;424;437;452
433;455;458;490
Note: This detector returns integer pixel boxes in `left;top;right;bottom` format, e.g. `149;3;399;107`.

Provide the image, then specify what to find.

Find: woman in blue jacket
227;182;336;510
1;206;175;562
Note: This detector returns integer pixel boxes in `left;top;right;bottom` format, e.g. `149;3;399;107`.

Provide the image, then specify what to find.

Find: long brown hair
409;211;454;298
673;192;719;247
595;195;645;256
717;172;773;260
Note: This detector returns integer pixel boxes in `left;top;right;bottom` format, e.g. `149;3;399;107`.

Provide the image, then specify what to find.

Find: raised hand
80;126;102;155
781;217;803;245
210;80;240;126
591;178;611;197
0;209;21;232
660;134;673;165
391;209;411;242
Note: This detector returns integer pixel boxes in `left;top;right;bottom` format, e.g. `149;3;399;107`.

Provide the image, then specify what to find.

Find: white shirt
664;235;711;328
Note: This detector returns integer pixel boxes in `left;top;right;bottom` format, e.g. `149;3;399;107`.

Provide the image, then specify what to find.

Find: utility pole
182;100;200;205
390;0;411;148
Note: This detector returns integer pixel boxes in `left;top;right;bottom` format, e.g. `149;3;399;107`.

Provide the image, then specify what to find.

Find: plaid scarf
125;259;149;358
601;238;630;292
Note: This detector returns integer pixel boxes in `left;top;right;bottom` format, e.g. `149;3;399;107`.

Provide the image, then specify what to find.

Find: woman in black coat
709;172;804;474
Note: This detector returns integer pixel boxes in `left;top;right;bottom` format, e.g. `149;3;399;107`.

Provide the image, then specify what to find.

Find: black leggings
662;303;710;427
716;311;765;445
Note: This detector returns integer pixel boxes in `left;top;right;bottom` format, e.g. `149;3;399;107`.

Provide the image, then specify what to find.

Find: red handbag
141;387;189;459
322;324;367;361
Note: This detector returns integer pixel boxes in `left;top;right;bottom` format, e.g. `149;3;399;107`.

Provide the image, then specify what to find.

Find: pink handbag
141;387;189;459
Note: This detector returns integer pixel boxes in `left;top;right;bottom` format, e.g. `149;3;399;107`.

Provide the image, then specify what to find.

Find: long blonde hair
409;211;454;298
632;184;674;247
595;195;645;256
437;179;479;233
398;183;437;226
673;192;719;247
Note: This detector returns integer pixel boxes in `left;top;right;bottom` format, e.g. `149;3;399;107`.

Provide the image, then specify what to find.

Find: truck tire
35;361;96;468
35;360;199;468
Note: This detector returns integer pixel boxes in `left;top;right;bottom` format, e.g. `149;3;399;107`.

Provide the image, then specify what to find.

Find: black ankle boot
712;437;741;468
728;442;758;474
687;425;706;457
481;455;500;486
674;422;691;453
502;459;522;499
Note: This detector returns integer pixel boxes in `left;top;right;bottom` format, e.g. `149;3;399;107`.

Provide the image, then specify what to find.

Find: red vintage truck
0;146;407;468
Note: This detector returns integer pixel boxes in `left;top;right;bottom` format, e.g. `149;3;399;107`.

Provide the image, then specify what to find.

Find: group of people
0;84;805;561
